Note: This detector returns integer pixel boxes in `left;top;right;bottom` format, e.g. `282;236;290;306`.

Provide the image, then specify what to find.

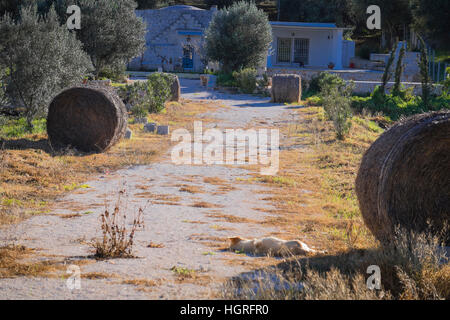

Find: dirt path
0;80;301;299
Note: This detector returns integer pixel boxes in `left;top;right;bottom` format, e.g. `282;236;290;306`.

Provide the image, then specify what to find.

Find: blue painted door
182;46;194;69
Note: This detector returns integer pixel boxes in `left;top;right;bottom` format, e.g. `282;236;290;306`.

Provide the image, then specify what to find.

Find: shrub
0;5;92;130
321;83;353;140
233;68;257;94
147;73;171;113
118;73;172;115
98;62;128;83
356;43;373;60
305;96;323;106
130;103;149;119
392;45;405;97
205;1;272;72
381;42;398;95
217;73;238;87
119;82;150;115
308;72;346;95
418;35;432;108
444;67;450;93
351;85;450;121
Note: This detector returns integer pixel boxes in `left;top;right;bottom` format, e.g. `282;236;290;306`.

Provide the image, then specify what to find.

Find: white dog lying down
229;236;317;256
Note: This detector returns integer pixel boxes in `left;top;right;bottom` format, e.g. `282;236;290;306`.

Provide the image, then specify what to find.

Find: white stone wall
128;6;214;72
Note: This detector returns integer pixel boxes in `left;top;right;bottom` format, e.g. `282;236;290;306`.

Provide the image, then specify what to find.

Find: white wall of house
268;26;346;69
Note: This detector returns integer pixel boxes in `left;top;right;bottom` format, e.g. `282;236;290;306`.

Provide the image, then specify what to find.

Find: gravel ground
0;79;300;299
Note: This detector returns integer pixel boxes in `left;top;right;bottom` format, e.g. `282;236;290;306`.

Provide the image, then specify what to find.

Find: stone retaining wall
353;81;443;95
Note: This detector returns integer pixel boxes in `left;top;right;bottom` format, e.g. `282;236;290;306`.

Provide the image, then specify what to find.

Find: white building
128;6;354;73
268;22;354;70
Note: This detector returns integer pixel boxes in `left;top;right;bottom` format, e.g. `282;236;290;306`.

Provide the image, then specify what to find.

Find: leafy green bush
322;84;353;140
233;68;257;94
217;73;238;87
356;43;373;60
98;63;128;83
351;85;450;120
118;82;151;117
305;96;322;106
118;72;172;116
443;67;450;93
307;72;346;95
147;73;171;113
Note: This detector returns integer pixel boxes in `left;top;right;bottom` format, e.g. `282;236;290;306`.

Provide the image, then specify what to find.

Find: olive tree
73;0;146;78
0;5;92;129
205;1;272;73
43;0;146;79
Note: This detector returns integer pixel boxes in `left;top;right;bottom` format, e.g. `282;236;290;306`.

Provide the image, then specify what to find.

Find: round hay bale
169;75;181;102
271;74;301;103
355;111;450;245
47;86;128;153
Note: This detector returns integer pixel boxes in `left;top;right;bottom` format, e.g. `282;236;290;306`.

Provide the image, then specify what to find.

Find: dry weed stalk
92;191;145;258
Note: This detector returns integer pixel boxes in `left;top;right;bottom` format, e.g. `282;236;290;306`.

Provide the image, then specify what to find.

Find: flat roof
270;21;343;29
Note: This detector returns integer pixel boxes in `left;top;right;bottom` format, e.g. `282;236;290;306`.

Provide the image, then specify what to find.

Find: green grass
0;118;46;138
353;117;384;133
171;266;195;276
111;82;126;88
63;183;91;192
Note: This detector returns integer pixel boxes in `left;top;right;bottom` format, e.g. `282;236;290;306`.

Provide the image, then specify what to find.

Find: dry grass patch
81;272;118;280
179;184;205;194
0;100;215;227
182;219;208;224
203;177;228;185
191;201;223;209
206;212;256;224
135;192;181;203
147;242;165;248
240;107;384;252
121;278;161;287
222;229;449;300
0;245;92;279
58;213;82;219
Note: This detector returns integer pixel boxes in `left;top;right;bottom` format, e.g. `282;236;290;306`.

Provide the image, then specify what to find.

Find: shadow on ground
1;138;94;157
1;138;53;153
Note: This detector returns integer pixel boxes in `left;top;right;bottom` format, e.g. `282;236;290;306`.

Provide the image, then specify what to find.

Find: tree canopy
0;5;92;127
205;1;272;72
